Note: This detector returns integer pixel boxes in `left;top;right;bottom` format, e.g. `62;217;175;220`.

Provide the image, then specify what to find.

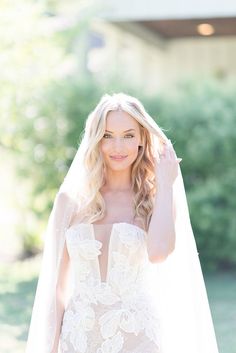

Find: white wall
87;20;236;94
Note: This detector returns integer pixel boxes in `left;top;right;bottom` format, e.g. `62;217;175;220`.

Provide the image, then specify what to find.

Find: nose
112;137;124;152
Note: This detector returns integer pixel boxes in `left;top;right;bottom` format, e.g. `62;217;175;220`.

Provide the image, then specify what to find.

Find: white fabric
25;110;219;353
59;222;161;353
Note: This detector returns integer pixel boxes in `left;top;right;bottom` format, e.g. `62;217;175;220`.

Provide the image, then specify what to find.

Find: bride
25;92;219;353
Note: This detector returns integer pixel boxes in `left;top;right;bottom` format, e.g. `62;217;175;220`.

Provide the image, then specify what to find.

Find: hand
154;140;182;189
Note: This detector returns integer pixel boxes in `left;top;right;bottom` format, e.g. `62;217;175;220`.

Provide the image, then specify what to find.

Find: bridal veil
25;93;219;353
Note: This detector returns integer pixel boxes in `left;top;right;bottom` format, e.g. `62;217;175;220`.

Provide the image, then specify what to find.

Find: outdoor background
0;0;236;352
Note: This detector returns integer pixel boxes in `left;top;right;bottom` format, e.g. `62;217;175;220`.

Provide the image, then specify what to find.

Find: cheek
99;141;109;155
127;139;140;152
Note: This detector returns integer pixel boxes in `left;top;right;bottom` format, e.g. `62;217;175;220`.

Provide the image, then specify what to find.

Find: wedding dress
26;172;220;353
59;222;162;353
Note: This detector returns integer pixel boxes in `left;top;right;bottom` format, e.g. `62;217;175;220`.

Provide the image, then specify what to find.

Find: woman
26;93;219;353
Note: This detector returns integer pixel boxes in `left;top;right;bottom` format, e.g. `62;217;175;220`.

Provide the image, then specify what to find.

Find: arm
147;140;180;263
147;185;176;263
51;241;70;353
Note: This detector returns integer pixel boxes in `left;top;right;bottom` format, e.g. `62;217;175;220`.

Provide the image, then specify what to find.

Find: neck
103;168;132;192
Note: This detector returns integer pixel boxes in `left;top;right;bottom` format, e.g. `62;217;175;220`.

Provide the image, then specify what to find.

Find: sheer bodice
59;222;162;353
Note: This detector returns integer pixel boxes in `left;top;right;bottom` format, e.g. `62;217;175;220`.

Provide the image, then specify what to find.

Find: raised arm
147;141;181;263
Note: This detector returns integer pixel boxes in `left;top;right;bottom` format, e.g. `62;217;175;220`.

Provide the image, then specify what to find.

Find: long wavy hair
70;93;168;231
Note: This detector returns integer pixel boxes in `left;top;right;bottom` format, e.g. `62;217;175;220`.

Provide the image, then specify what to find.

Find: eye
124;134;134;138
103;133;112;138
103;133;135;139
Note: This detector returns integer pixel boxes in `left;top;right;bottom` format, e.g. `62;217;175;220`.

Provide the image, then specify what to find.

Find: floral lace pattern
59;223;161;353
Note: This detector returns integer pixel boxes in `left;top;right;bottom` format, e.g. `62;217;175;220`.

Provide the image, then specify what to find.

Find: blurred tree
143;77;236;271
0;0;104;256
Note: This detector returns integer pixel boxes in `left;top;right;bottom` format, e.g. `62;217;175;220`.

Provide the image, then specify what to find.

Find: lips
110;155;127;160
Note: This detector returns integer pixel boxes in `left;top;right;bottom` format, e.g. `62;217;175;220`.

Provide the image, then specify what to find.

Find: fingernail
177;158;182;163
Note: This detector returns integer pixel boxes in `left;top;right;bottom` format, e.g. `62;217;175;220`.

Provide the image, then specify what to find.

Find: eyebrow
105;129;136;133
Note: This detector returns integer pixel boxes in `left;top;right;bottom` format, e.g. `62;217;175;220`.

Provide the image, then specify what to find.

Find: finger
166;145;172;159
169;146;177;160
164;139;182;163
159;152;165;160
164;144;171;159
167;141;178;160
159;144;167;158
158;151;166;163
165;142;174;160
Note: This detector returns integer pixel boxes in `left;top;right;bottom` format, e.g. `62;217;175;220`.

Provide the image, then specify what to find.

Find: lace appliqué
60;223;161;353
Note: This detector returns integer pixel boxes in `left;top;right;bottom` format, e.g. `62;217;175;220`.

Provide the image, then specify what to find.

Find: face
99;110;142;171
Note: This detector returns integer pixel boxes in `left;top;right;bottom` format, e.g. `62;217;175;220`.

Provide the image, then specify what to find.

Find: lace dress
59;222;162;353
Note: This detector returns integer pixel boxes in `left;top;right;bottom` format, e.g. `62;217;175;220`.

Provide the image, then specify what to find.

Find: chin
107;164;131;171
105;157;137;171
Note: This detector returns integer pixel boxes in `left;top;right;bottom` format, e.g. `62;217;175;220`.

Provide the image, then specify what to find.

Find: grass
204;270;236;353
0;256;40;353
0;256;235;353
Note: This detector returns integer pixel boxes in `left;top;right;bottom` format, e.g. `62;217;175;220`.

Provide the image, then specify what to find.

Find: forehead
105;110;140;131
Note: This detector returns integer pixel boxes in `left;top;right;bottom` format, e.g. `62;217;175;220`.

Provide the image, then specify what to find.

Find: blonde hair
73;92;167;231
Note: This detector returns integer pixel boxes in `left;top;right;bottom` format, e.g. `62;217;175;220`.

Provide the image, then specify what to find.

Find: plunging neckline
91;223;146;283
91;223;115;283
68;222;146;283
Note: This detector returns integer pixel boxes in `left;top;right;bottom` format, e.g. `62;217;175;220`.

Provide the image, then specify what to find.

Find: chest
65;223;148;284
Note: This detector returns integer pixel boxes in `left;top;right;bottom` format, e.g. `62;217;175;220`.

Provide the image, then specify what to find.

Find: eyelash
103;134;135;139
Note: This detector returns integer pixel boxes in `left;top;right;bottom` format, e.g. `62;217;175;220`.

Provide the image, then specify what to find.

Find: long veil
25;95;219;353
146;162;219;352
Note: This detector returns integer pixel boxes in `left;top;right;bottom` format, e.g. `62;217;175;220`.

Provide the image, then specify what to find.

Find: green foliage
13;75;107;256
0;0;103;256
144;77;236;271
